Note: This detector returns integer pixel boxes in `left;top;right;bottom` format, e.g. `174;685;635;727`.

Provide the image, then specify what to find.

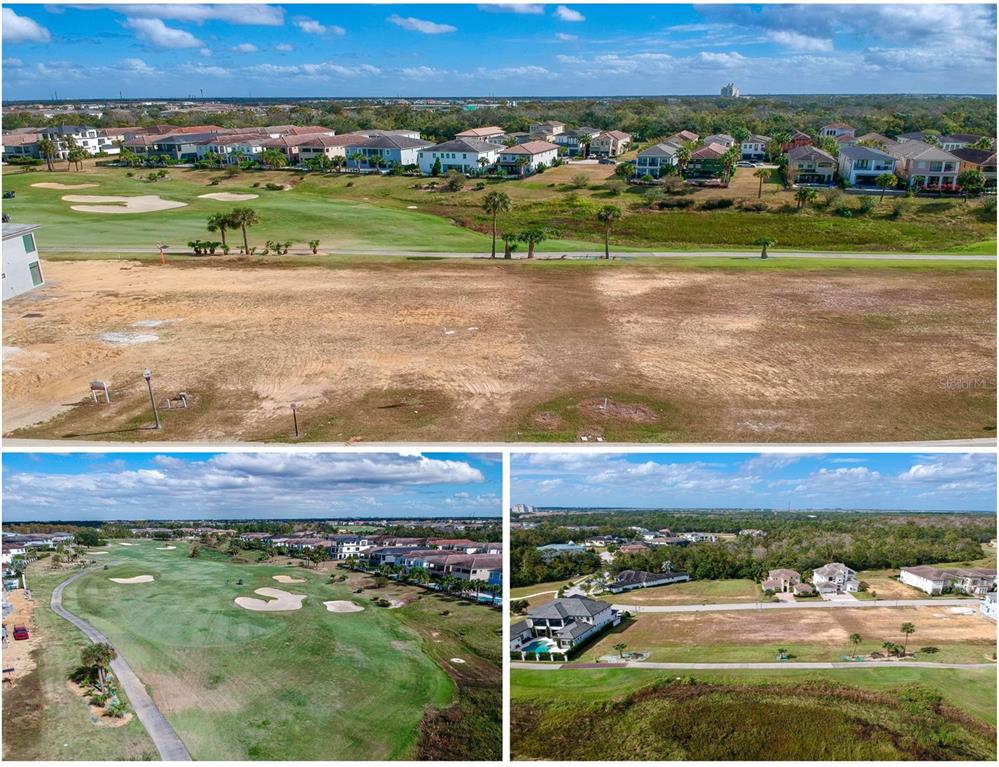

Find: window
22;233;35;253
28;261;43;286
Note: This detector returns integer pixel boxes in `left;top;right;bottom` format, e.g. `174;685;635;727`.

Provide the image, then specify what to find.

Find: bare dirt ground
590;606;996;656
3;258;994;443
2;589;40;682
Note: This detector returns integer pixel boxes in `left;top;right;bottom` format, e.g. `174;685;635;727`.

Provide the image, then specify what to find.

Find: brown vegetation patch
580;397;660;424
65;680;134;728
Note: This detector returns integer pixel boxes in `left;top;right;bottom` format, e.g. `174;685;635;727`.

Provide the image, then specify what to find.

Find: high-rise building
720;82;740;98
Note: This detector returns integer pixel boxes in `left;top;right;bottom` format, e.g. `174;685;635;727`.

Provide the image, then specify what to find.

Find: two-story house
418;138;501;174
951;147;997;189
740;134;771;162
455;126;507;144
591;130;632;158
819;122;856;139
812;562;860;594
634;142;681;178
781;129;812;152
511;597;620;660
786;145;837;185
837;144;897;187
497;140;559;175
885;140;961;189
762;568;801;593
684;142;731;179
345;134;433;171
553;127;602;157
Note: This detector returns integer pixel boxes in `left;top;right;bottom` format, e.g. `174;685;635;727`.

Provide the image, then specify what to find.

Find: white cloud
293;18;345;36
245;61;381;79
387;14;457;34
555;33;578;41
554;5;585;23
105;4;284;26
400;65;449;78
198;47;212;57
180;62;231;78
3;8;52;43
124;17;203;49
275;43;294;52
120;57;157;76
476;64;551;79
766;29;833;52
3;57;25;67
479;4;545;13
232;43;258;53
694;51;747;67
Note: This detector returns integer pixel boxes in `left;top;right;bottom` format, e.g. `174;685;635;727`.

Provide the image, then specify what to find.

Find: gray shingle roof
527;596;611;620
839;144;896;162
424;138;500;154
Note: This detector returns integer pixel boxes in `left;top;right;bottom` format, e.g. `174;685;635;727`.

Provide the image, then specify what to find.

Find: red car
12;626;29;640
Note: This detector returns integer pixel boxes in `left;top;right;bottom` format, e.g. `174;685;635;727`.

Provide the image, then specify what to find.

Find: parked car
12;625;29;640
598;158;616;165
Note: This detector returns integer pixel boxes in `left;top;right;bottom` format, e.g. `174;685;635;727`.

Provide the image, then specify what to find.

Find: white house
740;134;771;161
702;133;736;149
837;144;897;187
605;569;690;594
2;224;45;301
592;130;632;158
344;134;433;171
681;532;717;543
418;138;501;175
819;122;856;138
900;565;997;596
455;126;506;144
812;562;860;593
497;140;559;175
39;125;101;158
511;597;620;660
981;592;997;621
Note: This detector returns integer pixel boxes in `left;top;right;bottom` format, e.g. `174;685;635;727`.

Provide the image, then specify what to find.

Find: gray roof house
605;569;690;594
837;144;897;187
812;562;860;593
635;142;681;178
511;597;621;659
884;140;961;189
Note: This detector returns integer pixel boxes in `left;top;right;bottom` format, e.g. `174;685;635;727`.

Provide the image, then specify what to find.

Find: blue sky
511;453;997;512
2;3;996;99
2;451;502;520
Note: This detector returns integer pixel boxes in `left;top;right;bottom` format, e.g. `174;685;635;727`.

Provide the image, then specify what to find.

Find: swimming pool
521;638;557;653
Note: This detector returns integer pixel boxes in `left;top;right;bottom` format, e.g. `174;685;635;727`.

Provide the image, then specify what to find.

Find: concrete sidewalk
612;598;979;613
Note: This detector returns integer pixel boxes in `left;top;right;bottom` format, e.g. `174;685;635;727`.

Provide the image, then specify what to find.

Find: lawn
510;667;997;760
1;564;157;761
3;163;995;254
605;578;761;605
32;540;498;760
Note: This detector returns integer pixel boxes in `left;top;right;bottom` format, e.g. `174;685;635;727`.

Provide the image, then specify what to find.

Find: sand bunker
197;192;259;202
324;600;364;613
235;587;305;612
63;194;188;214
88;551;109;556
32;182;99;190
272;575;306;584
450;658;467;664
117;542;137;546
109;575;155;584
387;599;405;609
156;545;177;550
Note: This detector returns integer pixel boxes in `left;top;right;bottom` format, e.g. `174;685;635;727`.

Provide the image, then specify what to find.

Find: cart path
51;570;192;761
612;598;981;613
511;661;997;671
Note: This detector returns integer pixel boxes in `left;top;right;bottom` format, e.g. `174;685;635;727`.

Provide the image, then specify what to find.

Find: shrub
888;201;907;219
740;200;768;212
570;174;589;189
857;196;877;215
660;198;694;209
835;204;854;218
821;188;842;208
701;198;734;210
264;182;284;191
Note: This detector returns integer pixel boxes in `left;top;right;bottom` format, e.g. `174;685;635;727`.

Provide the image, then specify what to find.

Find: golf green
61;541;455;760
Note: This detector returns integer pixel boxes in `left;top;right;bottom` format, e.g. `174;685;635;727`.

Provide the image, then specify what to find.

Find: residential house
510;619;534;651
536;542;587;561
684;143;731;179
511;597;620;659
634;142;681;178
151;131;226;161
326;535;373;559
38;125;101;158
837;144;897;187
455;126;506;144
763;568;801;593
781;129;812;152
786;145;837;185
665;130;699;145
645;536;689;548
1;132;41;160
448;554;503;584
897;132;985;151
238;532;273;542
851;132;893;148
812;562;860;594
617;542;651;555
553;127;602;157
1;543;27;566
529;120;565;137
740;133;771;161
604;569;690;594
591;130;632;158
2;224;44;302
296;134;354;164
196;134;269;164
793;582;815;596
951;147;997;189
981;592;997;621
497;140;559;175
345;134;433;171
900;565;996;596
819;122;856;138
885;140;961;190
417;138;501;175
702;133;736;149
681;532;717;543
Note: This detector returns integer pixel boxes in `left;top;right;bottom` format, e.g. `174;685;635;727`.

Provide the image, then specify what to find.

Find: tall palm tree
37;137;58;172
753;167;770;198
614;642;627;659
900;622;916;654
482;190;512;258
81;642;117;692
875;173;897;201
596;205;621;259
229;207;260;254
206;212;232;248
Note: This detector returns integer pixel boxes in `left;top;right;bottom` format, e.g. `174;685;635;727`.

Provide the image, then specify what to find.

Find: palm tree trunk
758;177;763;198
604;226;610;259
528;242;535;259
219;228;227;248
491;215;497;258
241;225;249;254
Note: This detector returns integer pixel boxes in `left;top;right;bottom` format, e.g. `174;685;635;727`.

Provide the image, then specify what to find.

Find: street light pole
143;369;161;429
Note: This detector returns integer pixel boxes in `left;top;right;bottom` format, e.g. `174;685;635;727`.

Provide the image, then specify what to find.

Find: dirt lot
2;589;39;683
3;258;994;443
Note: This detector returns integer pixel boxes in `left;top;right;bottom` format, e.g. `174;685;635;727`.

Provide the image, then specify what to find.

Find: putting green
61;542;455;760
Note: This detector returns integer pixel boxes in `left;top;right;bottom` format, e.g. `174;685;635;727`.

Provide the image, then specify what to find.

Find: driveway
51;570;192;761
821;591;859;602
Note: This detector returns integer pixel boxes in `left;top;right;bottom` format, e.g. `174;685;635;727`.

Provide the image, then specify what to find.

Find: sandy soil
62;195;188;214
323;600;364;613
109;575;154;584
2;259;993;442
272;575;305;583
87;551;109;555
31;182;99;190
2;589;39;682
66;680;135;727
197;192;259;202
235;587;305;612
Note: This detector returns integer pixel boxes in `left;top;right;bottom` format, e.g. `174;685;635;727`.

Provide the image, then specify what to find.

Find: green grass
511;668;997;760
605;578;761;604
37;541;492;760
1;566;157;761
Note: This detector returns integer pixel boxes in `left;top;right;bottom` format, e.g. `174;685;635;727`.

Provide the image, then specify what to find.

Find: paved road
612;598;980;613
43;247;995;261
511;660;996;671
51;570;192;761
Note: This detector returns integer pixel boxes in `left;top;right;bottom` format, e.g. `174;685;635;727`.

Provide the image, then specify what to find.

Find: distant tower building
720;82;740;98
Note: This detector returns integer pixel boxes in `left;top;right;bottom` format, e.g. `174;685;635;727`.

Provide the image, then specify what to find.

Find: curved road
51;570;192;761
612;598;981;613
511;660;996;671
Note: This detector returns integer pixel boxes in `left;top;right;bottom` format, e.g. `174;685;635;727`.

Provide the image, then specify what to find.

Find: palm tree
259;149;288;169
676;144;692;172
477;155;492;175
875;173;897;201
754;236;777;259
206;212;232;248
482;190;512;258
753;167;770;198
900;622;916;654
500;231;518;259
850;633;862;654
38;137;58;172
596;205;621;259
229;207;260;254
518;227;558;259
349;151;366;171
81;642;117;692
68;146;87;172
613;642;627;659
795;188;817;210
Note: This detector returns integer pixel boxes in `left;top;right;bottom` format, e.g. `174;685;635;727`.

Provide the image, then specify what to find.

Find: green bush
701;198;734;210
